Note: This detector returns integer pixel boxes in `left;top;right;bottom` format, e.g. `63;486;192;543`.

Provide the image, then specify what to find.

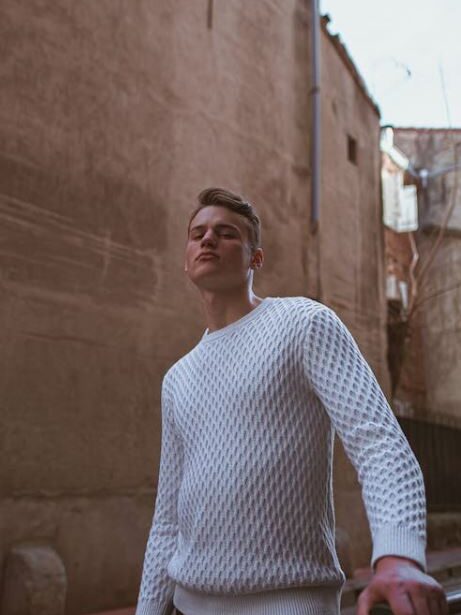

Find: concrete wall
394;129;461;426
0;1;384;611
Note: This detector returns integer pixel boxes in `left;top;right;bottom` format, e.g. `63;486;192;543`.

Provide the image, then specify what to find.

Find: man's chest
171;330;313;443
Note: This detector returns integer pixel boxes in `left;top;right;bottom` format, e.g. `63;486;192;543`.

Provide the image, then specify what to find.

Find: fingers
356;587;373;615
408;590;431;615
357;586;387;615
425;587;449;615
427;595;444;615
358;585;443;615
357;568;448;615
386;588;417;615
406;581;448;615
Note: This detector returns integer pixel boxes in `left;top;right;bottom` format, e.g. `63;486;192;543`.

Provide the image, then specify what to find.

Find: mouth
197;253;219;261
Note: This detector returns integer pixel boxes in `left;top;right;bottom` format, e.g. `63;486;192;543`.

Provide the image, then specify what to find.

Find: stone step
428;513;461;551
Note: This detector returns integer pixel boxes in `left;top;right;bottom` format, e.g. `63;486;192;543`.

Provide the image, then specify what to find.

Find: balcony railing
398;417;461;512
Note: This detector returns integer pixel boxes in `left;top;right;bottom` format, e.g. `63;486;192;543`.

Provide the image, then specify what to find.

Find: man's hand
357;556;448;615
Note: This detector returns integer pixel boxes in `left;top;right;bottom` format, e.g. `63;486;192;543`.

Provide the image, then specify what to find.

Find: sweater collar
199;297;275;343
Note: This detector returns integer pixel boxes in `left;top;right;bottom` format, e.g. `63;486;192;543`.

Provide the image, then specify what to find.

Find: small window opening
347;135;358;165
207;0;214;29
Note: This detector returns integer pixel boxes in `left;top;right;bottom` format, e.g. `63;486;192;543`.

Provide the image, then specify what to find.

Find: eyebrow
189;223;241;234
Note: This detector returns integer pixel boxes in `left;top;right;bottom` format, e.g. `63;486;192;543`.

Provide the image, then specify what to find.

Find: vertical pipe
311;0;321;231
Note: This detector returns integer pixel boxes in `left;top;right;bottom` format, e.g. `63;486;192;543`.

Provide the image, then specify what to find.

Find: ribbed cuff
371;526;426;571
135;599;174;615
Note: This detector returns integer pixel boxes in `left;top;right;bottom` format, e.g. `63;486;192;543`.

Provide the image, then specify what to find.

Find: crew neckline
200;297;276;343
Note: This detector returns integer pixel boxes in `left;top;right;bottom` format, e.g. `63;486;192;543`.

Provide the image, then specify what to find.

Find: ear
251;247;264;269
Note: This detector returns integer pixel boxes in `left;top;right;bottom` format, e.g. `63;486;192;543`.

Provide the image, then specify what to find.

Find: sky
319;0;461;128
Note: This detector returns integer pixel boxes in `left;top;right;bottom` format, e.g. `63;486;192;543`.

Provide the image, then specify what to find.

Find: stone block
1;545;66;615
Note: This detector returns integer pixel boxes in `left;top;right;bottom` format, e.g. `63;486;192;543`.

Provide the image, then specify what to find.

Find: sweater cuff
135;599;174;615
371;526;427;572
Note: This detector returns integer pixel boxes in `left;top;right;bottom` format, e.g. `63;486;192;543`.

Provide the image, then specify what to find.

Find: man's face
184;205;263;292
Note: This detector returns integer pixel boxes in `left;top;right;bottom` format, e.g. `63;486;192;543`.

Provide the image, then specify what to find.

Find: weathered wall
395;129;461;232
321;29;386;384
1;1;384;611
394;129;461;425
320;23;386;567
0;2;313;613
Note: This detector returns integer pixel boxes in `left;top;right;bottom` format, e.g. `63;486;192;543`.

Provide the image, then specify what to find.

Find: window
347;135;358;165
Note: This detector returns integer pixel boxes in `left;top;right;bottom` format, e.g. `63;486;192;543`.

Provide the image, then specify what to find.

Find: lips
196;252;219;261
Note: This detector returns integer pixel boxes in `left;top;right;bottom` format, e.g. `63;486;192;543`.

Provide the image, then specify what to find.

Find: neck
199;288;264;333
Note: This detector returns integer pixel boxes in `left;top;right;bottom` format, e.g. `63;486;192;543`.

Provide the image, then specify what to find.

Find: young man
135;188;447;615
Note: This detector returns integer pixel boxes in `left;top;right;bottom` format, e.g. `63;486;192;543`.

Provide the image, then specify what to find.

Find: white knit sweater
135;296;426;615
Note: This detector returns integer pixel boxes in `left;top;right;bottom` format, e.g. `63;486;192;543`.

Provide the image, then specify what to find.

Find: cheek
228;245;251;264
185;243;196;261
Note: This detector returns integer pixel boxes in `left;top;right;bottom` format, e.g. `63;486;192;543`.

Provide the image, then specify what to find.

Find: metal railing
398;417;461;512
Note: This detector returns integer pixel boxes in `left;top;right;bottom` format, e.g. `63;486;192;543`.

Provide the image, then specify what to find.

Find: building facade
386;128;461;540
0;2;384;611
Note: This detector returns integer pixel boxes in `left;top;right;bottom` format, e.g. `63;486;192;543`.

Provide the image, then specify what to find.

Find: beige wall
1;1;384;611
320;22;386;567
320;24;385;384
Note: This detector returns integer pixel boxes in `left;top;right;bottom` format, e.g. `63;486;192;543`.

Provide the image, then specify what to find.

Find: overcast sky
320;0;461;128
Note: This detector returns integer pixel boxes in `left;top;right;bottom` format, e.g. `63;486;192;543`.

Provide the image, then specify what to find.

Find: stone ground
86;547;461;615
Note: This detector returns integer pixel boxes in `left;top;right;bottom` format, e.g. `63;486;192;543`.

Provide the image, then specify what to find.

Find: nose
200;229;217;247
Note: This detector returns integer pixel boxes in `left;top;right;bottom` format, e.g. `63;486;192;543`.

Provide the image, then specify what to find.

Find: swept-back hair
188;187;261;251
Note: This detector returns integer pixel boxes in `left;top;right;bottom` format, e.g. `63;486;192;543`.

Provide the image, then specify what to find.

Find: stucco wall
320;23;386;567
1;1;384;611
0;2;313;612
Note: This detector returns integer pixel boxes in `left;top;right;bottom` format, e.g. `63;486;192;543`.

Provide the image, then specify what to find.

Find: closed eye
190;231;237;240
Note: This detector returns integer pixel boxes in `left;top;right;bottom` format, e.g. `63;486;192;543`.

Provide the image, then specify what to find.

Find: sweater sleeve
302;304;427;570
135;375;183;615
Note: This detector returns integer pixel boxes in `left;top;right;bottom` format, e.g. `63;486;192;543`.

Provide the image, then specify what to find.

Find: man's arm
135;376;183;615
302;305;446;615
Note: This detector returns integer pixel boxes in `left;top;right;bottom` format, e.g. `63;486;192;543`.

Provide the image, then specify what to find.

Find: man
135;187;447;615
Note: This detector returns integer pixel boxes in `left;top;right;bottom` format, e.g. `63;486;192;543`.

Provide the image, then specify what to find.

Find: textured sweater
135;296;426;615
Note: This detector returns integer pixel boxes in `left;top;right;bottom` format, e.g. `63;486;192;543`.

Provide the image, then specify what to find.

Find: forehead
189;206;249;234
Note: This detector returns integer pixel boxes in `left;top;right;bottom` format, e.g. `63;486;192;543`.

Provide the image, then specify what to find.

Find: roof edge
393;126;461;133
321;14;380;118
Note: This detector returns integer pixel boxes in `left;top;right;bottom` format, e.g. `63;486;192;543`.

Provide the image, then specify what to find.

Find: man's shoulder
274;295;322;309
270;295;327;321
162;351;193;385
265;296;343;344
161;340;203;388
